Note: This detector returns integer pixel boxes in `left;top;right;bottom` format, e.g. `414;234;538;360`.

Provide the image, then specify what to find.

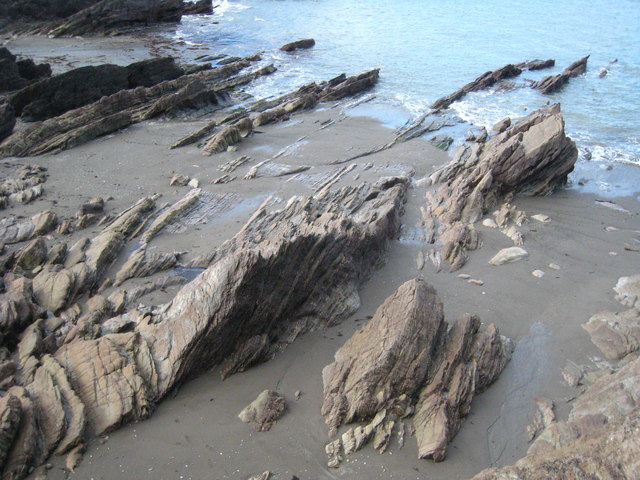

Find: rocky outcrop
425;104;577;270
470;275;640;480
0;48;51;96
0;178;407;478
0;56;266;157
532;56;589;94
0;277;42;349
614;274;640;309
280;39;316;52
0;0;98;23
431;63;522;110
238;390;286;432
9;57;185;122
321;278;512;465
46;0;184;37
514;59;555;71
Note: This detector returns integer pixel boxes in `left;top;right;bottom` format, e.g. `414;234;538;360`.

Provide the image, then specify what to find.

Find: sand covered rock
322;278;512;464
532;56;589;94
425;104;577;270
238;390;286;431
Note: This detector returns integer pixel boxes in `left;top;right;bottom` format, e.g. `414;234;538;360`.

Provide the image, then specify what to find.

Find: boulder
426;104;577;270
614;274;640;309
15;59;51;82
532;56;589;94
280;39;316;52
0;59;27;93
582;308;640;361
238;390;286;432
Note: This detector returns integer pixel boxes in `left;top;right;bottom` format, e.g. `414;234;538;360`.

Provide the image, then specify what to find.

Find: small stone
238;390;286;432
457;274;471;279
170;174;189;186
531;214;551;223
532;270;545;278
294;390;302;400
609;251;618;256
548;263;561;270
227;145;238;152
416;251;425;270
604;226;619;232
468;279;484;286
489;247;528;266
187;178;200;188
482;218;498;228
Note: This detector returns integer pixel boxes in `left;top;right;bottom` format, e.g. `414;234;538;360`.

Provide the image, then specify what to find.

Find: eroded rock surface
238;390;286;432
425;104;577;270
322;278;512;465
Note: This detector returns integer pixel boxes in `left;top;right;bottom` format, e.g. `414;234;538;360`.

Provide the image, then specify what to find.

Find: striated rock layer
322;278;512;464
0;178;407;478
425;104;578;270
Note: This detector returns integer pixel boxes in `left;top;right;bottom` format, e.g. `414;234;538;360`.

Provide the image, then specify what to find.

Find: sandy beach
2;29;640;480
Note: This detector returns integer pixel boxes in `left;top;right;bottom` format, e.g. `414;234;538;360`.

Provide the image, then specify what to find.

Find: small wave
213;0;251;16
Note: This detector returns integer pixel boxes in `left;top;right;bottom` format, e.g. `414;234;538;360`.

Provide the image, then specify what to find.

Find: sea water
174;0;640;194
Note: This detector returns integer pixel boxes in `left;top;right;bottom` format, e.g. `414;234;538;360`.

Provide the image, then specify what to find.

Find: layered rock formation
532;56;589;94
425;104;578;270
280;39;316;52
0;55;269;157
0;47;51;96
322;278;512;465
0;177;407;478
431;59;555;110
471;275;640;480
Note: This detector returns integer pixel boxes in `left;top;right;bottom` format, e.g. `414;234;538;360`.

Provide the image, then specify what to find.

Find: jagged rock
14;237;47;272
238;390;286;432
140;189;199;244
0;103;16;141
431;64;522;110
46;0;184;37
429;134;453;150
220;334;269;380
582;308;640;361
614;274;640;309
492;117;511;134
113;246;182;286
32;265;75;313
170;173;190;186
0;56;265;157
79;197;104;215
202;118;253;155
526;397;555;441
1;387;40;480
0;165;48;209
489;247;528;266
414;315;513;461
280;39;316;52
183;0;212;15
0;394;22;472
0;277;41;348
426;104;577;270
321;279;445;435
515;59;555;71
532;56;589;94
322;279;512;464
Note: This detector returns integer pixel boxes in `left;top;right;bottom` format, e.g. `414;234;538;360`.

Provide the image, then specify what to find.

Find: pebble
416;251;425;270
548;263;561;270
468;279;484;286
457;273;471;279
187;178;200;188
532;269;545;278
609;251;618;256
489;246;528;266
604;226;619;232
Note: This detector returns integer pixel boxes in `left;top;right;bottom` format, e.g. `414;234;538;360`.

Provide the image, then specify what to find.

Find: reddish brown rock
532;56;589;94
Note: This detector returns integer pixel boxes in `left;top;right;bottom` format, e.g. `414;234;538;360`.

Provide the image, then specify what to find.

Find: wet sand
2;36;640;480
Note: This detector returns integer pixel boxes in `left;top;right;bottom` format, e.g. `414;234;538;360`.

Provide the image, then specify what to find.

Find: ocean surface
174;0;640;195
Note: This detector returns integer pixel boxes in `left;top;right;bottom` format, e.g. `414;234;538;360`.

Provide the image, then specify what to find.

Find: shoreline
0;33;639;480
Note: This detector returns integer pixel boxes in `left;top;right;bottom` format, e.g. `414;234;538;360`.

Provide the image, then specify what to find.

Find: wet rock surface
532;56;589;94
